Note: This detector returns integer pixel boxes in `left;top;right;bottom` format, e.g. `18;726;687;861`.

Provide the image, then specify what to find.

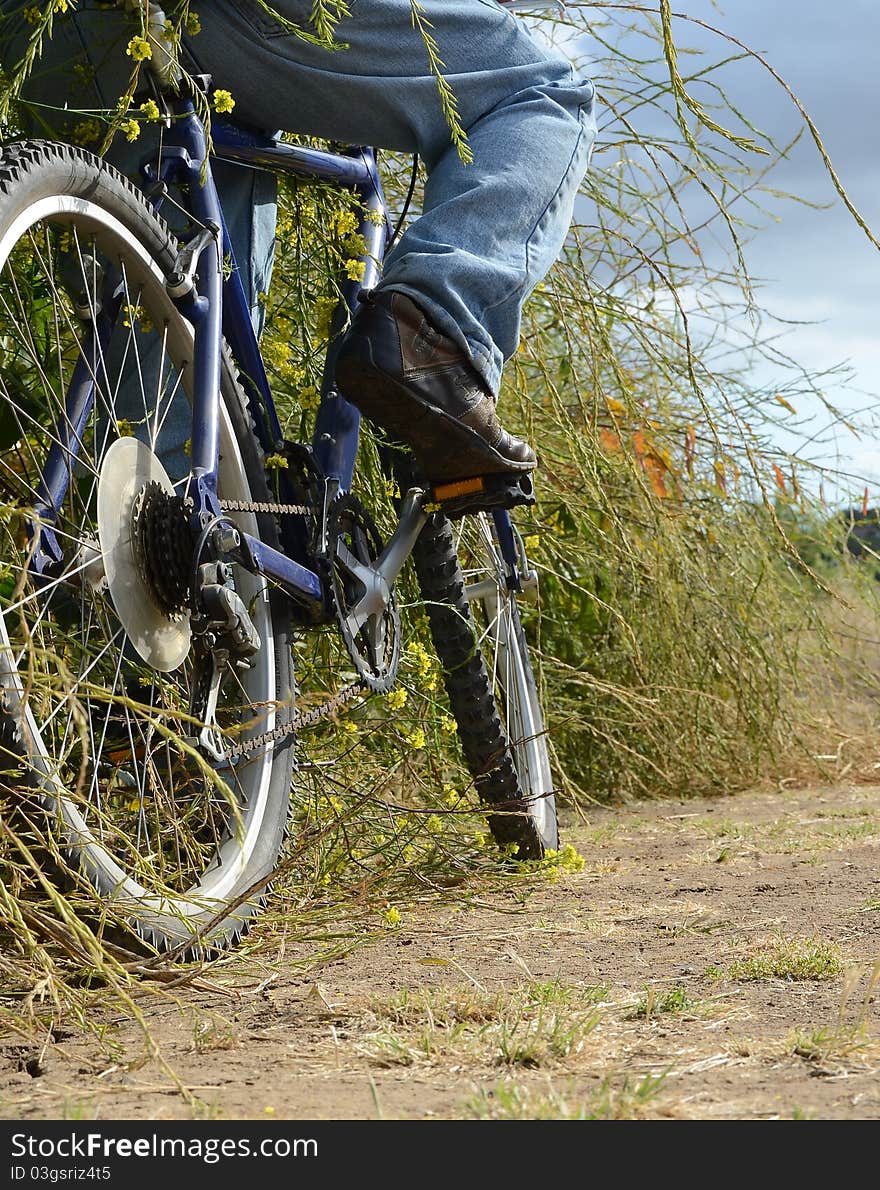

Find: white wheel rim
461;514;554;839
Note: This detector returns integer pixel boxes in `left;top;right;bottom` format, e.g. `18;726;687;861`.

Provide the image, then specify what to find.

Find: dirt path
4;781;880;1121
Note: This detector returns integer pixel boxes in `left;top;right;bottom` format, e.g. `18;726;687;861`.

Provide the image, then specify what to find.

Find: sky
528;1;880;497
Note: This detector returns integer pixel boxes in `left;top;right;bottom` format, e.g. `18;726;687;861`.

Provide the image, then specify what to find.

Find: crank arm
334;486;426;638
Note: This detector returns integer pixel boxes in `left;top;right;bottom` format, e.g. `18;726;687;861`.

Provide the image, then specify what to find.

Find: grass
360;982;607;1071
788;1025;870;1065
728;936;843;983
691;809;880;859
626;984;697;1022
190;1015;239;1055
464;1073;667;1120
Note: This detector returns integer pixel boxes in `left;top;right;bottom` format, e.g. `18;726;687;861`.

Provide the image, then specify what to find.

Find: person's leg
187;0;596;394
2;1;595;476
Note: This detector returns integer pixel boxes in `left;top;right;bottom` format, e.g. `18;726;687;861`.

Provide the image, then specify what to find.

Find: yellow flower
120;118;141;143
186;10;202;35
344;259;366;282
313;296;338;339
407;641;433;680
558;843;585;871
385;687;407;711
297;385;319;412
262;338;289;371
122;303;142;328
383;906;401;927
440;715;457;735
524;534;540;552
125;35;152;62
139;99;161;122
71;119;101;146
404;727;426;750
442;784;459;808
364;209;386;227
341;233;367;258
54;0;68;12
115;419;134;438
23;6;41;24
342;719;359;735
121;303;151;332
265;453;288;471
335;210;359;237
426;814;443;835
535;843;586;880
212;89;236;114
401;844;414;863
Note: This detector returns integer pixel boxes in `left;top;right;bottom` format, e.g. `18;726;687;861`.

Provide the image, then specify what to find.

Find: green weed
465;1072;666;1120
729;937;843;982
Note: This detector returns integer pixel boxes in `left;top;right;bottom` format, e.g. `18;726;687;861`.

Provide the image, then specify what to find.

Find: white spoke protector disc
97;436;191;672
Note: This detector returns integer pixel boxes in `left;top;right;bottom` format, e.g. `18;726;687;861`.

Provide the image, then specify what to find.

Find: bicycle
0;68;557;954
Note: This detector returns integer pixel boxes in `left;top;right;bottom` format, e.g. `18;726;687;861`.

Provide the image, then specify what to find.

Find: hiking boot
334;290;536;482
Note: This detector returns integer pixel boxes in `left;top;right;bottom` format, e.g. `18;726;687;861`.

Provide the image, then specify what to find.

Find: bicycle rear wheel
0;140;295;953
412;508;557;858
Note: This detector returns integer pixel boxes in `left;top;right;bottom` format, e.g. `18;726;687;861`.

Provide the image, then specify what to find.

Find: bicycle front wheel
0;140;295;953
412;509;558;859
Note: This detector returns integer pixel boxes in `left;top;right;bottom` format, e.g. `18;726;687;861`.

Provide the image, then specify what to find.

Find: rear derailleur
188;555;261;762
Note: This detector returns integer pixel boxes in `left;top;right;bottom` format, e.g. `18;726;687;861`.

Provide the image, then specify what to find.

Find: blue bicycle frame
33;93;525;604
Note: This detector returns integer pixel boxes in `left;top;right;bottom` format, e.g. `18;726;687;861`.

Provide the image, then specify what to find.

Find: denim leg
185;0;597;393
2;0;596;395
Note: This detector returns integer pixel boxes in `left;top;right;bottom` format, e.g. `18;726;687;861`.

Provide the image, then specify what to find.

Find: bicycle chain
228;679;365;759
216;495;365;759
219;498;311;517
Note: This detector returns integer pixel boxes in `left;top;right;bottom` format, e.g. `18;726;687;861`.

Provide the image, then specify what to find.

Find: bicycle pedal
429;471;536;519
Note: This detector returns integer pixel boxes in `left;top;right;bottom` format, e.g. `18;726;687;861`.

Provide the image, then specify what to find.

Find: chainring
327;493;401;693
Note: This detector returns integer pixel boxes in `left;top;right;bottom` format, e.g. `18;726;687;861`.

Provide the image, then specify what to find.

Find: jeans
1;0;596;394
